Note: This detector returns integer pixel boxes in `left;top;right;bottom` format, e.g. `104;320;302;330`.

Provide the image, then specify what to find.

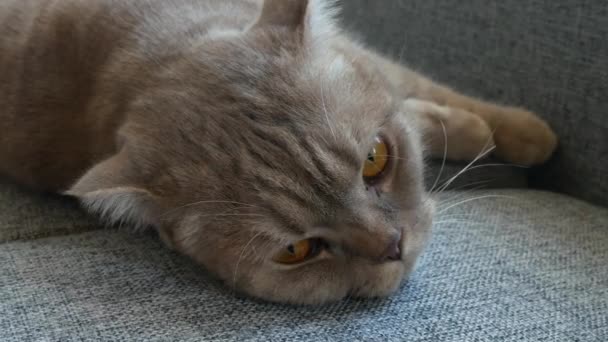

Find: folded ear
65;152;160;230
253;0;338;41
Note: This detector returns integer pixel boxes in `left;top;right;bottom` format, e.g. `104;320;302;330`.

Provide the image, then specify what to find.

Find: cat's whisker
158;200;264;218
247;238;274;260
435;212;484;224
438;179;495;193
199;213;266;218
434;145;496;195
197;209;269;231
320;73;337;140
437;194;516;215
428;163;523;202
172;206;270;249
375;154;410;161
432;125;498;195
433;159;526;194
435;182;497;200
436;191;493;211
436;207;479;215
434;219;479;226
435;213;479;221
162;209;264;223
429;182;496;212
425;166;497;214
436;211;477;217
435;210;479;218
465;163;530;172
198;212;266;217
433;219;483;226
232;231;266;291
430;119;448;194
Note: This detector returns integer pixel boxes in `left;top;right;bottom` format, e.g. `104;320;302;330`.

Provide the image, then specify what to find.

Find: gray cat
0;0;556;304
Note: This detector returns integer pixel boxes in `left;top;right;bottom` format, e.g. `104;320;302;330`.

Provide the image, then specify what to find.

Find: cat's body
0;0;262;190
0;0;557;304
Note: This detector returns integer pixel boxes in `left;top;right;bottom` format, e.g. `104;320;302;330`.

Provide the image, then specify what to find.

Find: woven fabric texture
0;180;96;243
340;0;608;207
2;189;607;341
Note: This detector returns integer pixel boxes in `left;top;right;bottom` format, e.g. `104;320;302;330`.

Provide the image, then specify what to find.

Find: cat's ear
65;152;160;230
253;0;338;40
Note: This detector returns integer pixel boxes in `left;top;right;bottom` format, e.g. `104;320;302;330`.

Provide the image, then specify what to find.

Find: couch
2;1;607;341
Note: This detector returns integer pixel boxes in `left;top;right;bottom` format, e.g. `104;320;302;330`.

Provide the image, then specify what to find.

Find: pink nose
381;232;402;262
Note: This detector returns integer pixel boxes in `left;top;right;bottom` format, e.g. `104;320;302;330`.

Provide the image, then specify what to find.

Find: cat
0;0;557;304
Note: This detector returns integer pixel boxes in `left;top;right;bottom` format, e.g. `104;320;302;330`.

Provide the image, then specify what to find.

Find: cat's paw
492;108;558;166
443;108;496;161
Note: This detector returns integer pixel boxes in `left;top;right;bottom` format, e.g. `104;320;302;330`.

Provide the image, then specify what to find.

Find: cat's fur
0;0;557;304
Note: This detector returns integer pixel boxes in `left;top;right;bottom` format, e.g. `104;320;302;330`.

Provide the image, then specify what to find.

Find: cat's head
68;0;434;304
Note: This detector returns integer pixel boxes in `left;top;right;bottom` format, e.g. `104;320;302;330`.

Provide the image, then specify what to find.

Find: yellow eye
363;137;389;178
272;239;321;265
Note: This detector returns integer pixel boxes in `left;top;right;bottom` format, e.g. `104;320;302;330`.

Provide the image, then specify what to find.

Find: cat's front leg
402;98;496;162
362;48;558;165
414;83;558;166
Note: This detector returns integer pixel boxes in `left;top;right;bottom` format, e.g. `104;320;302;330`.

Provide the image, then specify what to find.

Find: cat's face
154;42;434;303
69;0;434;304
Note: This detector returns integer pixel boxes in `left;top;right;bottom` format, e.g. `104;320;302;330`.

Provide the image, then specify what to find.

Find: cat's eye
363;137;389;179
272;238;323;265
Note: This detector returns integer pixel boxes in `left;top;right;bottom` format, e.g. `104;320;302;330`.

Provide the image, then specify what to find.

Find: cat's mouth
379;228;405;263
398;227;407;261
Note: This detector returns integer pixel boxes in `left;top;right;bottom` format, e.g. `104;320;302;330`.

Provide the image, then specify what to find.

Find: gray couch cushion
0;181;96;243
2;189;607;341
340;0;608;207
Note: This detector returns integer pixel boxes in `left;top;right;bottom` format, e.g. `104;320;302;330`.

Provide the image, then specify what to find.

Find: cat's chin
240;259;410;306
349;259;410;299
173;240;425;306
242;226;431;305
343;197;435;302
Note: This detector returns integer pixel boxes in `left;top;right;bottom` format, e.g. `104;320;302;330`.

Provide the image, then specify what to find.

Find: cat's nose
380;233;402;262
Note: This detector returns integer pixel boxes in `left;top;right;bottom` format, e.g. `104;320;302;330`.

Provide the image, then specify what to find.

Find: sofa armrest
341;0;608;206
